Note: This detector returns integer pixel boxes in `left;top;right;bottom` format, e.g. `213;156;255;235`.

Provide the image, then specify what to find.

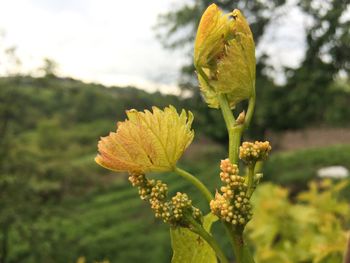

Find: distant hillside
0;75;230;140
0;75;185;131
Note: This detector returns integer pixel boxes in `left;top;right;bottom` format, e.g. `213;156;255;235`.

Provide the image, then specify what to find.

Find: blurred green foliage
247;180;350;263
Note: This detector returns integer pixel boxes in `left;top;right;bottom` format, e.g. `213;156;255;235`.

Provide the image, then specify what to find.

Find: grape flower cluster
239;141;272;165
210;159;252;226
128;172;202;227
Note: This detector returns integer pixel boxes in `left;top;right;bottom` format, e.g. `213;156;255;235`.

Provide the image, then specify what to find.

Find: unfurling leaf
95;106;194;173
194;4;230;68
170;213;218;263
194;4;256;109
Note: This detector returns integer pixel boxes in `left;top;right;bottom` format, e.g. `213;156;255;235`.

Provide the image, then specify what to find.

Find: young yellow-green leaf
214;9;255;108
194;5;256;109
194;4;230;68
95;106;194;173
170;214;218;263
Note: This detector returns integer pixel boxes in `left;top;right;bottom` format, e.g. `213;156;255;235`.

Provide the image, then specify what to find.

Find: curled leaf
194;4;230;68
194;5;256;109
95;106;194;173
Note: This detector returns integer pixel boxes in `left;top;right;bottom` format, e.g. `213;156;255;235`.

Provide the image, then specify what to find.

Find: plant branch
218;94;236;128
218;95;242;164
186;215;229;263
223;223;243;261
223;223;256;263
195;64;257;263
246;165;256;197
218;94;256;263
244;90;256;130
254;161;263;174
230;126;244;165
174;167;213;203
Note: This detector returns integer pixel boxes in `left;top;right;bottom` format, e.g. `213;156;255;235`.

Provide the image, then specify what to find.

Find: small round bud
128;173;147;187
151;180;168;200
239;141;272;164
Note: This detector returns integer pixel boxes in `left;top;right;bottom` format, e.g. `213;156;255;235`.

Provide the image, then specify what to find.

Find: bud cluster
128;173;202;226
128;172;157;200
171;192;201;222
239;141;271;164
210;159;252;226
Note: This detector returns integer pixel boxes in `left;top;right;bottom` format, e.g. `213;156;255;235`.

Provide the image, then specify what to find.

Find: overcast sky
0;0;308;93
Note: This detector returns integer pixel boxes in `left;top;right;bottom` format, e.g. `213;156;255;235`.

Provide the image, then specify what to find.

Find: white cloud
0;0;185;94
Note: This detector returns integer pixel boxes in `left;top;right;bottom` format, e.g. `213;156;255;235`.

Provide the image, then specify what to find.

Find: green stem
223;223;243;260
186;215;229;263
254;161;263;174
246;165;255;197
223;223;256;263
218;95;256;263
230;126;244;165
195;66;256;263
218;94;236;128
218;94;243;163
244;90;256;130
174;167;213;202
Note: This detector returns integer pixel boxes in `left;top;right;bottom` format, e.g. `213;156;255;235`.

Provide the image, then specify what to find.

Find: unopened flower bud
128;173;147;187
151;180;168;200
239;141;272;164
